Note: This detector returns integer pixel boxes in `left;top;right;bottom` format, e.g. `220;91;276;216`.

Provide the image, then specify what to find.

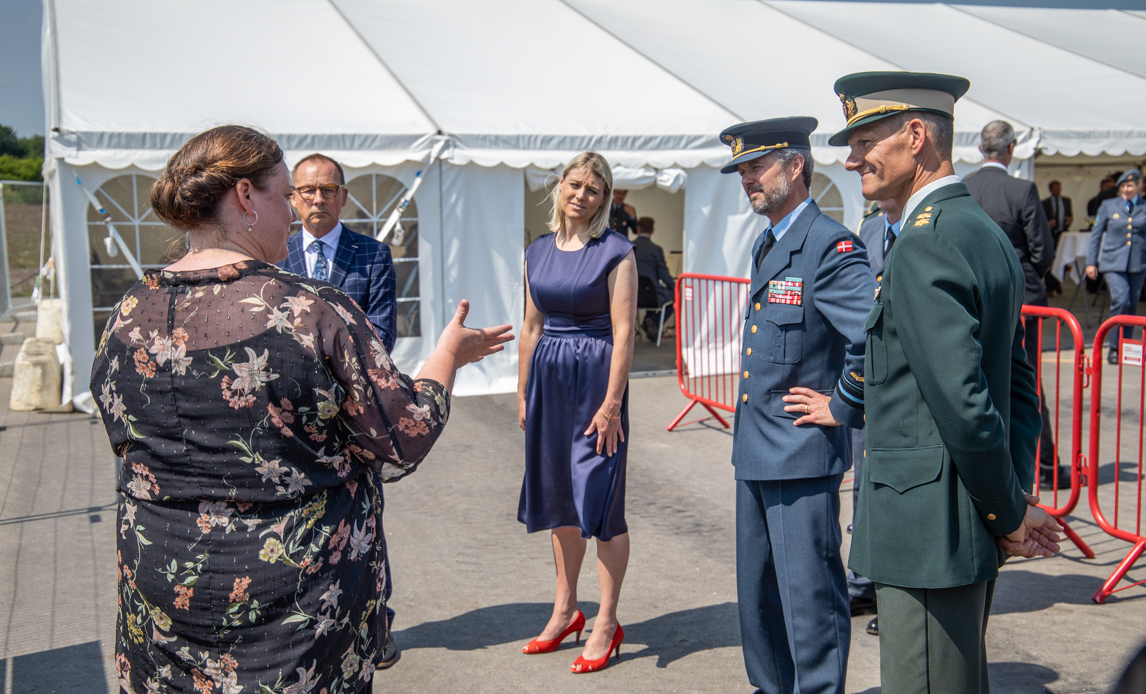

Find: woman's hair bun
151;125;283;230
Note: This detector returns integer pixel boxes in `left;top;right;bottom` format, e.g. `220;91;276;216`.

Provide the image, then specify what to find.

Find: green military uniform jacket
849;182;1042;589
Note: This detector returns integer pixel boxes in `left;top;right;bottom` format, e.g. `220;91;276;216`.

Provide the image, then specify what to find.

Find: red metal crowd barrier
667;273;750;431
1088;315;1146;603
1021;306;1094;558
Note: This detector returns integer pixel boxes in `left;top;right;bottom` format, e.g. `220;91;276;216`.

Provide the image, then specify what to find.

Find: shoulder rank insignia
913;211;934;228
836;240;854;253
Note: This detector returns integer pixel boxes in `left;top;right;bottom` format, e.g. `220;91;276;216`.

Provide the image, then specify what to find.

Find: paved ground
2;277;1146;693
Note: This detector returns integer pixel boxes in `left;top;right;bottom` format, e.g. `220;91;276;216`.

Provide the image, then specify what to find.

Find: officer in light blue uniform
722;117;876;694
1086;169;1146;363
847;199;901;631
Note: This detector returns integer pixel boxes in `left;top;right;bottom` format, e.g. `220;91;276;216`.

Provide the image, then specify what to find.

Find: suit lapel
328;228;355;288
753;203;818;301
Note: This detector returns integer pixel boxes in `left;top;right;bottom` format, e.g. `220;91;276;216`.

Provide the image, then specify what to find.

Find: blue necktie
310;241;329;281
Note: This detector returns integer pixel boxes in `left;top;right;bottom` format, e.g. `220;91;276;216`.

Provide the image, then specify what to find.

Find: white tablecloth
1052;231;1092;282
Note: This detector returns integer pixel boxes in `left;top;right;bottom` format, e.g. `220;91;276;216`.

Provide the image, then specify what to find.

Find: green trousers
875;580;996;694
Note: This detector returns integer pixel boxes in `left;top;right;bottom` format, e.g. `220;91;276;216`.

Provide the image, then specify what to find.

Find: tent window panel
86;174;177;340
394;259;419;300
810;172;844;224
396;299;421;338
341;172;420;339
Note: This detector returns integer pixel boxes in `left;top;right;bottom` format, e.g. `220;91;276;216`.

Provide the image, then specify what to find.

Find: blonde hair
547;151;614;239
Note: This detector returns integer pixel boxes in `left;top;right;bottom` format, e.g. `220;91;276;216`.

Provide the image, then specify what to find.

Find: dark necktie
755;228;777;270
310;240;329;281
1055;197;1063;228
885;225;897;255
1129;199;1135;216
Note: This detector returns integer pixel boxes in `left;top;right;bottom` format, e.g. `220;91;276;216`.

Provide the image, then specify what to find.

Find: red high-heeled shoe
571;623;624;673
522;611;586;654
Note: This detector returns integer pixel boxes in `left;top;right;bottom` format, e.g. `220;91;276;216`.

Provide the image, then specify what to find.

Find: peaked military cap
828;72;971;146
1117;169;1141;186
719;117;817;174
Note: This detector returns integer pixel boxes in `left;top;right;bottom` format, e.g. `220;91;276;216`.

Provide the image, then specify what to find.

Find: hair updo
151;125;284;230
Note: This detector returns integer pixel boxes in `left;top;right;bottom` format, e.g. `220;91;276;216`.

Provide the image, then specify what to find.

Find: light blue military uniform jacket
858;213;893;281
1088;195;1146;273
731;201;877;480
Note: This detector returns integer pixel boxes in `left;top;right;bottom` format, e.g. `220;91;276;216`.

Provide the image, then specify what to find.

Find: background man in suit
848;197;901;636
633;216;675;340
279;153;401;668
722;117;875;694
1088;175;1119;219
281;153;398;352
965;120;1059;487
609;188;637;236
1043;180;1072;295
832;71;1061;694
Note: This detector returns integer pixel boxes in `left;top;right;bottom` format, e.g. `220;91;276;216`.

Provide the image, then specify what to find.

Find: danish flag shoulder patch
836;240;854;253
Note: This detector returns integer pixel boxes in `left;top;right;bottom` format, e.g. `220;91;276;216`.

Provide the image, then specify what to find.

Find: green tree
0;154;43;182
0;124;45;181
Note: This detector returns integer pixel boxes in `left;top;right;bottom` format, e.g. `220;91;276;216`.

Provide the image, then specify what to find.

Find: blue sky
0;0;43;137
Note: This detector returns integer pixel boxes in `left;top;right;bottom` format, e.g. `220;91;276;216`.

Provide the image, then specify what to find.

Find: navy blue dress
519;230;634;541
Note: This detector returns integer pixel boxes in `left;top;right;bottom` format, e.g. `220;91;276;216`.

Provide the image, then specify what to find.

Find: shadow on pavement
1097;461;1144;485
394;601;741;668
848;662;1058;694
11;641;108;693
992;569;1117;613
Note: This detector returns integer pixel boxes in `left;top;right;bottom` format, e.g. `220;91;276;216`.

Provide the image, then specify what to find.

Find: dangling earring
243;210;259;232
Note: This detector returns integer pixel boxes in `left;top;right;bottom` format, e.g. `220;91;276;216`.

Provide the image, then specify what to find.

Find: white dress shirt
770;197;814;242
301;222;343;279
903;175;963;224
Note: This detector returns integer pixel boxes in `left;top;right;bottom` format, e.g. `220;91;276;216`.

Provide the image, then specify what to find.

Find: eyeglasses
292;184;343;201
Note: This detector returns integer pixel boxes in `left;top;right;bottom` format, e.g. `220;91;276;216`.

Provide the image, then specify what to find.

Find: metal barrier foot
666;399;731;432
1054;516;1096;559
1092;539;1146;604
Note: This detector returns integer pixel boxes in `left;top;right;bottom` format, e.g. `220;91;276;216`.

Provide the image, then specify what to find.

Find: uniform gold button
1129;225;1134;230
742;393;748;402
751;325;757;333
743;371;749;379
1129;241;1133;246
755;302;761;311
863;450;866;458
746;348;752;356
987;514;996;521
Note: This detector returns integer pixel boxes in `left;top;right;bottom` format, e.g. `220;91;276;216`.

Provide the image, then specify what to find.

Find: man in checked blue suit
721;118;876;694
280;153;398;352
279;153;400;668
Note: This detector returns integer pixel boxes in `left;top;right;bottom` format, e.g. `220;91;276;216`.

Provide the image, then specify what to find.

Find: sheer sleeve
310;285;450;482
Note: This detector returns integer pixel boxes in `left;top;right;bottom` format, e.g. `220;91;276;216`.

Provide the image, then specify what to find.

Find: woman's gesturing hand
585;406;624;457
438;300;515;368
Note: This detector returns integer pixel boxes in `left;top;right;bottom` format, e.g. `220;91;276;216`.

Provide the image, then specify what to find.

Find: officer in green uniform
829;72;1064;694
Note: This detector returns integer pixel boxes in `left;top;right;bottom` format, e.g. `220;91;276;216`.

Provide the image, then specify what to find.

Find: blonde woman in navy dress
517;152;637;673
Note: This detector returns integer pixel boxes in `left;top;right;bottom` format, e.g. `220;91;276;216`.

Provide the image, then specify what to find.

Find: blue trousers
847;428;875;601
736;476;850;694
1106;271;1146;351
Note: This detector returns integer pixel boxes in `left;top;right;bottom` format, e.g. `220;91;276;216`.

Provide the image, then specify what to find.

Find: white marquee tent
40;0;1146;407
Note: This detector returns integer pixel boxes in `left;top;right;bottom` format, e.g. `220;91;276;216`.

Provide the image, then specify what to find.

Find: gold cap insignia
839;93;857;122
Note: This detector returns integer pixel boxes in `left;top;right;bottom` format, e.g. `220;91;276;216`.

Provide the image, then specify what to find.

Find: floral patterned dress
91;261;449;694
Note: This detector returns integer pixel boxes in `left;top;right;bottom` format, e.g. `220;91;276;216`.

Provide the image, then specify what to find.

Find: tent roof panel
332;0;738;138
52;0;435;139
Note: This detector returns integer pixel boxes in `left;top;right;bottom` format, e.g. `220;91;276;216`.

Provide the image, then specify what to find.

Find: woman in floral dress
91;125;512;694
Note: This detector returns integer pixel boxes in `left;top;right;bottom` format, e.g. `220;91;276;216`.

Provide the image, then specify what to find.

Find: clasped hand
1000;493;1063;558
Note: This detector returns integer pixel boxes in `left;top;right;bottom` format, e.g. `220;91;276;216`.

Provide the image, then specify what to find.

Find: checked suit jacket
279;224;398;352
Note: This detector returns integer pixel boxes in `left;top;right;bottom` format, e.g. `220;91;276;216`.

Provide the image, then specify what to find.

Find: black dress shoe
850;597;877;617
377;631;400;669
866;616;878;636
1039;464;1070;488
1110;348;1120;365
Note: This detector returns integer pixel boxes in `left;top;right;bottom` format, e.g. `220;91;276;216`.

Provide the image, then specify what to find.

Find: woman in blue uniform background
517;152;637;673
1086;169;1146;364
